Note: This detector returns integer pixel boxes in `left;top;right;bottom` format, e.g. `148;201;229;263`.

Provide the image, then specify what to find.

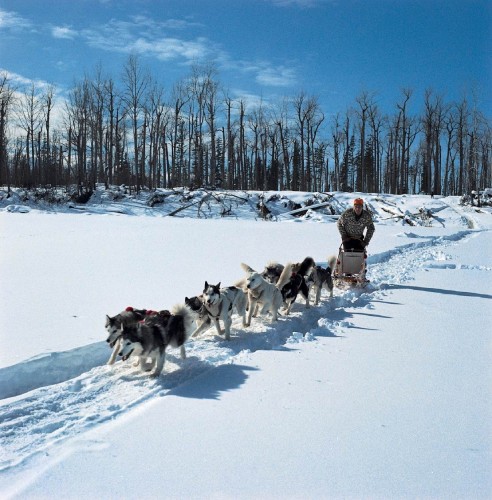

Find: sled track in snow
0;229;480;471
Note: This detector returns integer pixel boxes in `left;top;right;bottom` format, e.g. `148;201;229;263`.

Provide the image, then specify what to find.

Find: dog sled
333;244;369;287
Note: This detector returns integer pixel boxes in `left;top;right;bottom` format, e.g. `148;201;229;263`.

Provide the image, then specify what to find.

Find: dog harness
203;292;233;320
249;288;264;301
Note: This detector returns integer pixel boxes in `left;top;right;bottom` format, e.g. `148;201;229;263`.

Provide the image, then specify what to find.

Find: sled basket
333;244;368;286
338;250;365;275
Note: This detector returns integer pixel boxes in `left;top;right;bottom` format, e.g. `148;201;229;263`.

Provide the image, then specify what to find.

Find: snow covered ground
0;190;491;499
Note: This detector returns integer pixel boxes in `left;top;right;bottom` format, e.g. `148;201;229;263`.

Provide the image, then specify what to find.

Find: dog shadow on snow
317;288;408;334
161;361;259;400
149;291;404;399
150;308;339;399
327;308;391;333
386;283;492;300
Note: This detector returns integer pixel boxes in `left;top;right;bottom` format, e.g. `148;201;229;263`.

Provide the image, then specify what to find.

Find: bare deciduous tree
121;55;150;192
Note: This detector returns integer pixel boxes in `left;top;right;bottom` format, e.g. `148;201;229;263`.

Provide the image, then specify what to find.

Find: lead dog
118;303;194;378
105;307;147;365
308;256;336;304
241;262;292;325
191;284;247;340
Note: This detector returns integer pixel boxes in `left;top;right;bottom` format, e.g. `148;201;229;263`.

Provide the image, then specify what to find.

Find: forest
1;56;490;197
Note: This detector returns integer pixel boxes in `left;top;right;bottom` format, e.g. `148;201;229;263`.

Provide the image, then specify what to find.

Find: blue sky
1;0;491;118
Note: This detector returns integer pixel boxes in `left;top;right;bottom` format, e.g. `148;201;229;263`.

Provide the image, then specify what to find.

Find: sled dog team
105;256;337;378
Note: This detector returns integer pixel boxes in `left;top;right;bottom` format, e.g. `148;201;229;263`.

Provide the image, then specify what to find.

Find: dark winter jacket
337;208;375;246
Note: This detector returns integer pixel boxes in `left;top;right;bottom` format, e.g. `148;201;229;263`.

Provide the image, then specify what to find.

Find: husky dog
191;284;247;340
185;295;211;333
143;309;172;328
308;256;336;305
241;262;292;325
118;303;194;378
281;256;315;314
234;261;284;316
261;261;285;284
105;307;147;365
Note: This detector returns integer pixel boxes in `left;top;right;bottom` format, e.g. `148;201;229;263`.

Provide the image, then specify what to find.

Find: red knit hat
353;198;364;206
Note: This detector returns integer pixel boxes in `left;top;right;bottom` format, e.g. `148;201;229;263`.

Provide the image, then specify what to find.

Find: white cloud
0;8;31;30
131;36;214;62
130;15;203;32
51;26;77;40
266;0;326;7
0;69;66;131
5;11;299;93
222;57;299;89
229;89;268;110
82;17;214;63
256;65;297;87
0;69;42;88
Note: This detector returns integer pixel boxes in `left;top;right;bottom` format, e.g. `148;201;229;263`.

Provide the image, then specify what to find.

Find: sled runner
333;244;369;287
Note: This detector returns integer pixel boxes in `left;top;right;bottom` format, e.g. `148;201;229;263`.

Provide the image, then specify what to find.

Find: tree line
1;57;490;196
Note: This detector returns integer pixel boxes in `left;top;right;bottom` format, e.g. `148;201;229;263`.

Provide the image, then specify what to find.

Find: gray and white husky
308;256;336;304
185;295;211;333
190;283;247;340
261;261;285;284
118;304;194;378
241;262;292;325
105;307;147;365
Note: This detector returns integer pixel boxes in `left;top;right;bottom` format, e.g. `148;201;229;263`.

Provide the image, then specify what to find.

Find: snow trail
0;228;478;472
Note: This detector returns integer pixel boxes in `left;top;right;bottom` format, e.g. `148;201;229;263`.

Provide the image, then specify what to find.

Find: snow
0;190;491;499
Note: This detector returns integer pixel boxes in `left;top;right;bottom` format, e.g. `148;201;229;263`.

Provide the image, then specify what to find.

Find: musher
337;197;375;252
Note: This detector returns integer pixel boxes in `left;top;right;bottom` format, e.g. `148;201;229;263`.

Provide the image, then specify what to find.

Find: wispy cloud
0;8;32;30
265;0;326;7
1;8;299;92
51;26;78;40
79;15;299;88
130;15;203;32
256;65;297;87
227;58;298;88
0;69;66;129
0;68;58;92
81;16;214;64
135;37;215;61
229;89;268;109
0;69;34;87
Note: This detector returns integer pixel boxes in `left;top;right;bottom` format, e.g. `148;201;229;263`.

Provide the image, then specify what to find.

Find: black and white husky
281;256;315;314
190;283;247;340
117;304;194;378
308;256;336;304
105;307;147;365
241;262;292;325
